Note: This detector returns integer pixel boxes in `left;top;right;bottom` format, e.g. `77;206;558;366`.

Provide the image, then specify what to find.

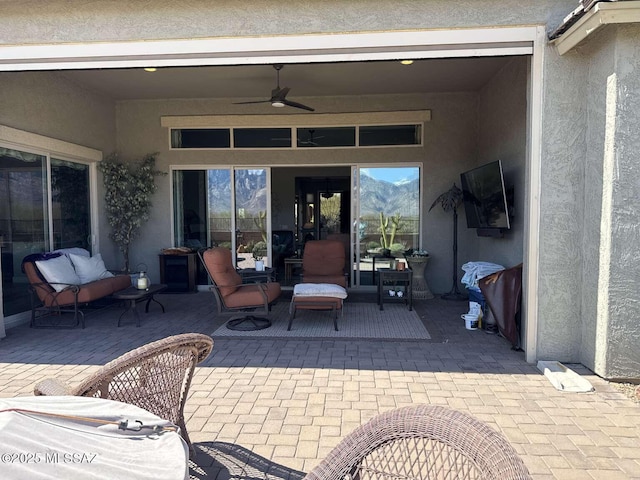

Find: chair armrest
34;378;74;396
210;282;268;292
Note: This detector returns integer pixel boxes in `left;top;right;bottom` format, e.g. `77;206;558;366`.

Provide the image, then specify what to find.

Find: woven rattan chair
33;333;213;455
304;404;532;480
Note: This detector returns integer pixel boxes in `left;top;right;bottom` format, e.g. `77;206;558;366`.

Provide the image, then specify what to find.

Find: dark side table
377;268;412;311
111;284;167;327
239;267;275;283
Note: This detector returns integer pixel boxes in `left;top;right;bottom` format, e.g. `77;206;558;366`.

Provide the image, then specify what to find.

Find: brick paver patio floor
1;291;638;479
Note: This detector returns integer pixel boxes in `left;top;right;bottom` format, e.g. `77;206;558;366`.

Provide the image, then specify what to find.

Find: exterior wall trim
0;28;535;71
0;125;102;161
523;27;546;364
161;111;432;128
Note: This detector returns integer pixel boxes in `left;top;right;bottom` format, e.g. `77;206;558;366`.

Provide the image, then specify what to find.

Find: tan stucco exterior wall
0;71;116;153
575;24;640;380
0;1;573;44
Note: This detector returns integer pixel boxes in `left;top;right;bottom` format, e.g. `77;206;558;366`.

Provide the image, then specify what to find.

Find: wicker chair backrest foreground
303;404;532;480
34;333;213;454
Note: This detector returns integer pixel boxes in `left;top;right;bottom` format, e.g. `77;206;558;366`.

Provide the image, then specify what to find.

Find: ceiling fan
233;64;315;112
298;129;324;147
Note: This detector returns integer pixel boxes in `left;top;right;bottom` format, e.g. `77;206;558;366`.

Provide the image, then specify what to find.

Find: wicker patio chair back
304;404;532;480
34;333;213;452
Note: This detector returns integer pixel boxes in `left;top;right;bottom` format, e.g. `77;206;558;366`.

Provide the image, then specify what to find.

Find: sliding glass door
172;164;420;289
353;166;421;286
0;147;93;317
172;167;270;281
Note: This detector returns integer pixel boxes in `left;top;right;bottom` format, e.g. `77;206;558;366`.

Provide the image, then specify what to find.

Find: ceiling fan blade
282;99;315;112
232;99;271;105
271;86;290;100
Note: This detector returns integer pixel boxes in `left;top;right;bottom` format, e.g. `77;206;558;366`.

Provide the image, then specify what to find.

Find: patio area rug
211;300;430;340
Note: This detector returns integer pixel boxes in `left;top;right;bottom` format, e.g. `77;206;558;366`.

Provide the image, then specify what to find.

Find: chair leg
287;305;296;331
226;316;271;331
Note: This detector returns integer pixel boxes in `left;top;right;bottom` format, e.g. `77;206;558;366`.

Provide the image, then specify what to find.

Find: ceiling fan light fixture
271;100;285;108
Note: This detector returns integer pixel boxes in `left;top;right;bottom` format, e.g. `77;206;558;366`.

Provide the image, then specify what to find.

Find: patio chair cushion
301;240;347;287
293;283;348;299
223;282;281;308
35;255;81;292
202;248;241;297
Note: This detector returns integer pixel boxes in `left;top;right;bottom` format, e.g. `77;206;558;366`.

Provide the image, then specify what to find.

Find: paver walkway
0;291;638;479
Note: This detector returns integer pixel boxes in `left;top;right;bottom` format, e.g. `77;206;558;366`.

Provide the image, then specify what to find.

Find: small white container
461;313;479;330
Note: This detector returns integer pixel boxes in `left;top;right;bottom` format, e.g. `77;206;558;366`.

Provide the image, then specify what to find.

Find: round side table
406;256;434;299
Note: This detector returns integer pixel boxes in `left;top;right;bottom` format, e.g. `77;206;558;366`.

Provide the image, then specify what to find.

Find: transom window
170;124;422;149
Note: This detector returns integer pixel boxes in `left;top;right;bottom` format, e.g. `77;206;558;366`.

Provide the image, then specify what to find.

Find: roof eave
551;1;640;55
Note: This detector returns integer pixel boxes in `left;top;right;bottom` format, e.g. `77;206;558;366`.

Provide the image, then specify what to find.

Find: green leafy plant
99;152;165;272
252;241;267;259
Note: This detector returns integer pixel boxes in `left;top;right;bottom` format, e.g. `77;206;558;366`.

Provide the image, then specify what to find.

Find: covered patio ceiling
60;57;513;101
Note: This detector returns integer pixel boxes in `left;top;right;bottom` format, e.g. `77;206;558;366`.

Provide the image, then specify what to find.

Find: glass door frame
351;163;423;288
169;165;273;270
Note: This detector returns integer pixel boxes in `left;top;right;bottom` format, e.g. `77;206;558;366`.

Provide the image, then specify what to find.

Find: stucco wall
0;1;574;45
537;23;640;380
475;57;527;268
0;72;116;153
578;27;617;378
599;24;640;380
536;48;587;363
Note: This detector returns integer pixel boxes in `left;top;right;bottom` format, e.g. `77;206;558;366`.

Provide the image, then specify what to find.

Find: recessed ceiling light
400;60;414;65
143;67;157;72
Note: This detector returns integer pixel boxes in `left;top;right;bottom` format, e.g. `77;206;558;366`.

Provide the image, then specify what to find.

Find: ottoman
288;283;348;331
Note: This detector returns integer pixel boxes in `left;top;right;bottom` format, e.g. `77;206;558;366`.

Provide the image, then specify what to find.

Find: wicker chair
33;333;213;455
304;404;532;480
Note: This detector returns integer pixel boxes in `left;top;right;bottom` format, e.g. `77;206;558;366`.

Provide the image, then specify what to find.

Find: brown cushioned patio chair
301;239;347;287
34;333;213;456
199;247;281;331
304;404;532;480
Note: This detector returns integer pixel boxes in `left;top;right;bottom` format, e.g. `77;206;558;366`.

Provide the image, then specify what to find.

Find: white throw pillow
69;253;115;284
35;255;81;292
293;283;348;299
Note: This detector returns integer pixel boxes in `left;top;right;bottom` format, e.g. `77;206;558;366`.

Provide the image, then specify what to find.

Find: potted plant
405;249;433;299
99;152;165;273
253;251;265;271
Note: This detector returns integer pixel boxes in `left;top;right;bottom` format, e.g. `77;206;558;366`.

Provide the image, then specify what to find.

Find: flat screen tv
460;160;510;230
